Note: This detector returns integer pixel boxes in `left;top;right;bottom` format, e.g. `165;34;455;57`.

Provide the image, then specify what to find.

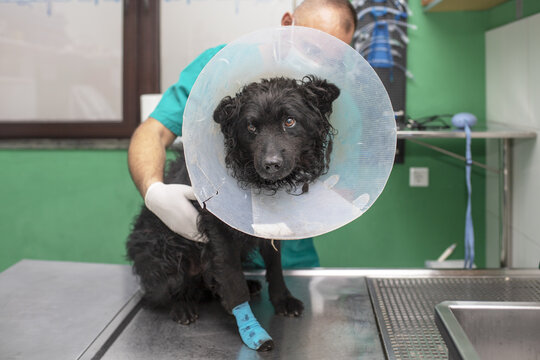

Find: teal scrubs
150;45;320;269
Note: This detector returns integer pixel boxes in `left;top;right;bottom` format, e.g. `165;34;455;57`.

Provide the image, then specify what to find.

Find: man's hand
128;119;207;242
144;182;207;242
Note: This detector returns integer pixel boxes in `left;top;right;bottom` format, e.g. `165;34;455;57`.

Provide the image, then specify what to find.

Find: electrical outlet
410;167;429;187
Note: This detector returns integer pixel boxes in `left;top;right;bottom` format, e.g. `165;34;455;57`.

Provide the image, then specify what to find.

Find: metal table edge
77;290;143;360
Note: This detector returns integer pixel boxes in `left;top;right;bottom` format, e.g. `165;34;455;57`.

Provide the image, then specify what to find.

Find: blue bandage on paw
232;301;273;350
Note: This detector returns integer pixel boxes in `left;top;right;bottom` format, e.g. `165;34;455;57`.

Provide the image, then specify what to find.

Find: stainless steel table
2;260;539;360
0;260;385;360
0;260;139;360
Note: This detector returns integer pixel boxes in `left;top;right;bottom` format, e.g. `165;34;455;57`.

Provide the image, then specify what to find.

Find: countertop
1;260;539;360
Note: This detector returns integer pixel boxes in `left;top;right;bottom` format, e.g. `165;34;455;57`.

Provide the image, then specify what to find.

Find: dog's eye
247;124;257;133
283;118;296;128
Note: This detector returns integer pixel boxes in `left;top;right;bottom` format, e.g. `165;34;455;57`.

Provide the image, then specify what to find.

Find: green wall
0;150;141;271
2;1;538;272
315;0;540;268
488;0;540;28
317;1;487;267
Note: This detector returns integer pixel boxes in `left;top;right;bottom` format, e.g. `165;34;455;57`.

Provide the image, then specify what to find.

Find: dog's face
213;76;340;192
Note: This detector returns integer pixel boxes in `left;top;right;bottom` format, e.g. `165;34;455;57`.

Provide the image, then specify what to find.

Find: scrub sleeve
150;45;320;269
150;45;227;136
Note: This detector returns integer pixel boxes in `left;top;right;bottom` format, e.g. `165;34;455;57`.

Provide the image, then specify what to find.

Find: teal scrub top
150;45;320;269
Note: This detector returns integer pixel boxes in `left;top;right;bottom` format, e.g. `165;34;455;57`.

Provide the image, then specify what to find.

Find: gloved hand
144;182;207;243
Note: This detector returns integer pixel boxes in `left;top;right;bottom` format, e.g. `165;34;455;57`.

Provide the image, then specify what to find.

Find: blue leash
452;113;476;269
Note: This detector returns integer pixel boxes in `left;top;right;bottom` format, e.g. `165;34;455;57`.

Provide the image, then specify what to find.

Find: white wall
486;13;540;268
160;0;294;91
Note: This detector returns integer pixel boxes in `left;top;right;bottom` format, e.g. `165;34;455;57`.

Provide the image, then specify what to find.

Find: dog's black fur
127;76;340;349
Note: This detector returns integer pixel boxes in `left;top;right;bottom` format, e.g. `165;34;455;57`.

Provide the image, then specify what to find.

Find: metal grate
367;277;540;360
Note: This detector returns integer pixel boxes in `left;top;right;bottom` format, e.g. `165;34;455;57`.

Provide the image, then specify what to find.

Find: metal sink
435;301;540;360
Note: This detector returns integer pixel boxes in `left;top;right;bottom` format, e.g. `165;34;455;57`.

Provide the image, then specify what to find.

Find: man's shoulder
181;44;227;79
198;44;227;62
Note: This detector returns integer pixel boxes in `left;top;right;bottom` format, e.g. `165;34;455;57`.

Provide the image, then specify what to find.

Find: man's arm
128;117;176;197
127;45;225;241
127;117;206;242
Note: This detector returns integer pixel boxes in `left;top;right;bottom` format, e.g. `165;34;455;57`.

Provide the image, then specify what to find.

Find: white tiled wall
486;13;540;268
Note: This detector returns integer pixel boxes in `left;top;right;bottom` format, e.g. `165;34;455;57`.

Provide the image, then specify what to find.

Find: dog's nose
263;155;283;173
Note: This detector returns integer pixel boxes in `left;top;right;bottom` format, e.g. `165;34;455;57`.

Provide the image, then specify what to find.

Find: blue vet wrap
232;302;272;350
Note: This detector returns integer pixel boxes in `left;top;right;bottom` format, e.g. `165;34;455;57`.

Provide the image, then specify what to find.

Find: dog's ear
213;95;240;126
301;76;340;116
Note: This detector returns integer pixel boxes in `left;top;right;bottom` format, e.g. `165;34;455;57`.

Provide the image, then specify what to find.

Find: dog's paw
257;339;274;352
273;296;304;317
246;279;262;296
233;302;274;351
170;302;199;325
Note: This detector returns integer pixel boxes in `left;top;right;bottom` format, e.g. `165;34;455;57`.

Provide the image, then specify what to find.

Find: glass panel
0;0;123;122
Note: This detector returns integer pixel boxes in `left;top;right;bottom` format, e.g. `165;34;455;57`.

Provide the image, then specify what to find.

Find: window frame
0;0;160;139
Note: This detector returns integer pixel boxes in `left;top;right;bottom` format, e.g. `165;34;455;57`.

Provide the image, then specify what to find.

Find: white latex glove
144;182;208;243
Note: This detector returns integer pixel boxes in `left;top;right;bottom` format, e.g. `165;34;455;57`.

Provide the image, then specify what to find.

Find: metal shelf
397;122;537;139
422;0;511;12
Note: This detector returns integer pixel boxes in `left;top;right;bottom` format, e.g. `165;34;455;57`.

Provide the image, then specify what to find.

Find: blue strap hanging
452;113;477;269
359;5;410;81
464;125;475;269
367;21;394;69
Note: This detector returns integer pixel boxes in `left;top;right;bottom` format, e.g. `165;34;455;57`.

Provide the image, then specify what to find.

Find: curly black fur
126;76;340;350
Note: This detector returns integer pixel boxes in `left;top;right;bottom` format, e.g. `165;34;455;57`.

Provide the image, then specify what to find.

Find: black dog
127;75;340;351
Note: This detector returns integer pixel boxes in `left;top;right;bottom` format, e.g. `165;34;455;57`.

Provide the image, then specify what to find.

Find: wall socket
410;167;429;187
